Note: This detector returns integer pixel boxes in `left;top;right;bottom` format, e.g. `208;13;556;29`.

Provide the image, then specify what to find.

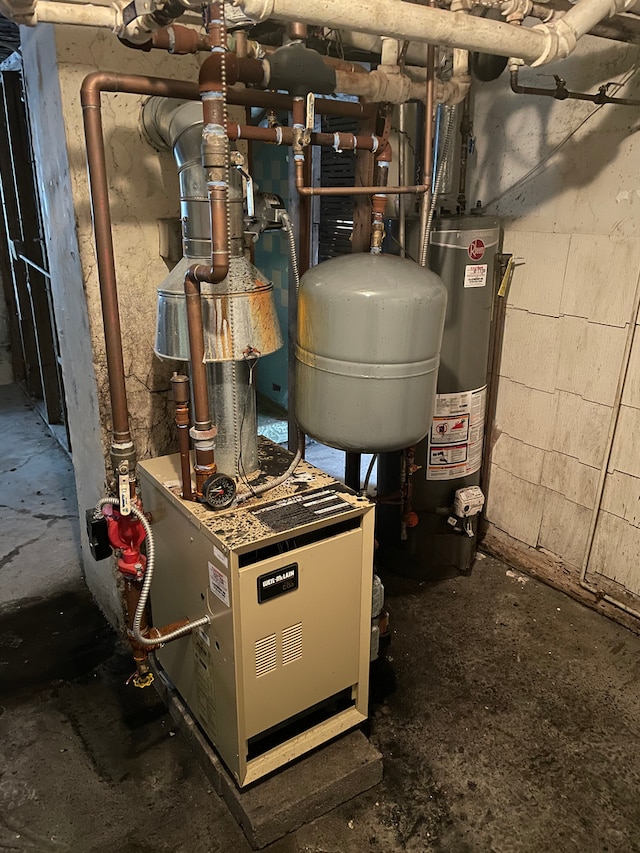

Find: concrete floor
2;385;640;852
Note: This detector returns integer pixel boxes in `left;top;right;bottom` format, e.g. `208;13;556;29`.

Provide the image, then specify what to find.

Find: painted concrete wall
470;36;640;603
20;24;119;623
20;25;242;625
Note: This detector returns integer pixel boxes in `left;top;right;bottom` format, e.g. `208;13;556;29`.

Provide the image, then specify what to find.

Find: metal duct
143;97;283;476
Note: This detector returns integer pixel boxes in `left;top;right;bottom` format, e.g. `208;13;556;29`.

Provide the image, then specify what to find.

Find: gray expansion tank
295;253;447;453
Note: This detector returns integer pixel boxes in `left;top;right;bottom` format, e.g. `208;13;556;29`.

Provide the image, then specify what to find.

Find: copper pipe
288;20;308;40
151;24;210;53
227;122;384;152
418;6;436;268
226;83;374;118
80;68;376;460
124;578;152;678
80;71;216;452
187;40;239;290
199;52;266;89
81;98;130;444
171;373;193;501
294;159;428;196
235;29;249;58
184;273;217;497
184;279;210;429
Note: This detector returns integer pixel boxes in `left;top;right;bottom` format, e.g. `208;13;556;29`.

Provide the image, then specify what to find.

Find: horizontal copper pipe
227;85;375;118
83;68;373;120
199;52;266;89
294;159;428;196
227;123;384;152
151;25;210;54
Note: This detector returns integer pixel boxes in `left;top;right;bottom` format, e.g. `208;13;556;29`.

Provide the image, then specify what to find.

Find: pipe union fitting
189;425;218;442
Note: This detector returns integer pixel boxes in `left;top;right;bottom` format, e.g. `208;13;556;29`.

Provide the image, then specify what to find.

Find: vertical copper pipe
80;71;212;457
184;277;211;430
171;373;193;501
81;101;131;444
288;21;308;40
418;32;436;267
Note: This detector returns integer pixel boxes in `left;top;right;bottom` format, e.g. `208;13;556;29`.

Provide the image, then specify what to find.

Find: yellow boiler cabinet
138;446;375;787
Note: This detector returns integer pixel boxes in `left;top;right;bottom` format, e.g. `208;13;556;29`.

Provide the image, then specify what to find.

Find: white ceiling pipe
333;31;432;66
233;0;633;64
334;68;471;104
234;0;549;63
36;1;118;27
0;0;36;25
544;0;632;60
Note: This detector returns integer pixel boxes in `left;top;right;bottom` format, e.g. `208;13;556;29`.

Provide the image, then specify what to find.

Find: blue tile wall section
252;141;290;411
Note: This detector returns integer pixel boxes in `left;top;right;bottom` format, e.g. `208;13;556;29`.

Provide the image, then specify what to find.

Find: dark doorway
0;61;68;447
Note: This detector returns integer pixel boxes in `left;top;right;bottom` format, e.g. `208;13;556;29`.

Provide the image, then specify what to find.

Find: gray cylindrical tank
379;214;500;578
295;253;447;453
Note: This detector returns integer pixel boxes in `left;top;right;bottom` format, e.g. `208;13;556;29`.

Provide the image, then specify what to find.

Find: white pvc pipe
37;1;118;28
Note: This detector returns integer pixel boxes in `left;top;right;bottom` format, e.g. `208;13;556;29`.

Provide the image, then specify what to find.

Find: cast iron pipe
510;67;640;106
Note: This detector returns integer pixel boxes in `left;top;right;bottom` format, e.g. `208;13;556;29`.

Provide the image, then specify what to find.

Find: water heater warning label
427;385;487;481
464;264;488;288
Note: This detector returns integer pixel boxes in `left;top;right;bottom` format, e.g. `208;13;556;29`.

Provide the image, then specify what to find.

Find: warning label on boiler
427;385;487;481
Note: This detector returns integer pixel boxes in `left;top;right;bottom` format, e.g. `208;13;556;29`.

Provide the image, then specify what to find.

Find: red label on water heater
468;239;485;261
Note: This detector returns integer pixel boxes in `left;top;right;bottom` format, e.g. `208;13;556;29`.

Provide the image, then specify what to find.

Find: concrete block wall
470;35;640;603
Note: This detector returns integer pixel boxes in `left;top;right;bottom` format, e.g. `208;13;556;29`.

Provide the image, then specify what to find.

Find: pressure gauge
201;473;237;510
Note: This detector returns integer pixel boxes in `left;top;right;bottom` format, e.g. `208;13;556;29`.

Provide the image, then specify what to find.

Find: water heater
379;214;501;578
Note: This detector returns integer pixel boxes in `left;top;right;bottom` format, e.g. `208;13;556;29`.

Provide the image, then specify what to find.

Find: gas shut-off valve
448;485;485;538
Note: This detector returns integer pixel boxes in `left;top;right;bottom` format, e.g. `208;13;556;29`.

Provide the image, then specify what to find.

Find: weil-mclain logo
257;563;299;603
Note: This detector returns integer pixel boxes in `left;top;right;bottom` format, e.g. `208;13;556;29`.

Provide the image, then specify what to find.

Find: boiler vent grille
282;622;303;665
255;634;277;677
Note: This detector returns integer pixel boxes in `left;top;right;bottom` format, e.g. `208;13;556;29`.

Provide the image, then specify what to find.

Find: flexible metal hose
420;104;458;266
235;210;304;504
281;211;300;293
362;453;378;496
97;498;210;646
237;427;305;503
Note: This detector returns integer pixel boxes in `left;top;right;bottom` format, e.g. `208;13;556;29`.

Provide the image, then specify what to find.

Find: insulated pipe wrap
267;42;336;96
